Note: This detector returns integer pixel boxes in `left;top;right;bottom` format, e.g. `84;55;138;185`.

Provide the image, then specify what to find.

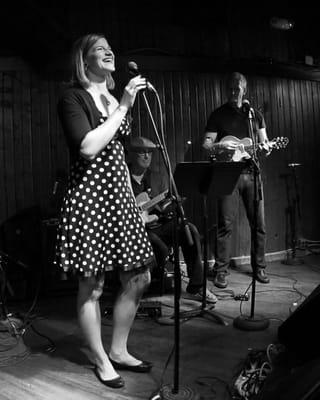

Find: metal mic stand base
149;383;200;400
156;305;227;326
233;314;270;331
282;252;305;266
233;269;270;331
176;192;227;327
178;305;228;326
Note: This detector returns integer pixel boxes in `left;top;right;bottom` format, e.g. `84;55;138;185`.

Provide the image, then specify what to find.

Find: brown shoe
256;268;270;284
213;271;228;289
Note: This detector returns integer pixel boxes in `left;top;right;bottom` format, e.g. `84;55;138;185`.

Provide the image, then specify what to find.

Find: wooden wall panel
12;72;23;210
0;72;7;221
2;73;15;218
20;71;35;209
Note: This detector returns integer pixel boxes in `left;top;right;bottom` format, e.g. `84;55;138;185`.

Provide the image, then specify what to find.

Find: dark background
1;1;320;70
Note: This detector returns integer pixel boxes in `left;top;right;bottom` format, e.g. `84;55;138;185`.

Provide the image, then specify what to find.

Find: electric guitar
136;190;169;213
136;190;169;225
210;135;289;162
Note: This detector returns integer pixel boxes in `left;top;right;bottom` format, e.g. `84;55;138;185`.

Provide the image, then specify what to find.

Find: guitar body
135;192;151;211
220;136;253;162
135;190;170;226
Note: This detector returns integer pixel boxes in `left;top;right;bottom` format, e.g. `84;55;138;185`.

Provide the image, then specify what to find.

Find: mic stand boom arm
126;61;193;243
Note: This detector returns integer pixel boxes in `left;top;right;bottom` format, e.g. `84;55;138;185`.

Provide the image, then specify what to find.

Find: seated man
126;136;217;304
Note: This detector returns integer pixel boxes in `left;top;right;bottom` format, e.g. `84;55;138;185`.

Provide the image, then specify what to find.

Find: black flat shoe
93;366;125;388
109;357;153;373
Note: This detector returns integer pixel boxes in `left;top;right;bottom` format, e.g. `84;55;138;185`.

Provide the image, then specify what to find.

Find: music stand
173;161;246;325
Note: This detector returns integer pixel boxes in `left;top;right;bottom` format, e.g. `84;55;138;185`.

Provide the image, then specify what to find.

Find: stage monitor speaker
256;357;320;400
278;284;320;361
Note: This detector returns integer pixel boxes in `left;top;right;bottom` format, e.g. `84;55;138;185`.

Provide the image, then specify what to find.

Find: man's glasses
134;150;153;156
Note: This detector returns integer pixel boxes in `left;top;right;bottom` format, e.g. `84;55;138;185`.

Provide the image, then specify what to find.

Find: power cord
194;375;234;399
29;322;56;353
257;271;308;315
149;316;195;398
0;256;56;364
181;272;250;302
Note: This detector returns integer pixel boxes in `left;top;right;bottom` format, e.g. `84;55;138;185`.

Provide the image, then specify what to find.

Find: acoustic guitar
210;135;289;162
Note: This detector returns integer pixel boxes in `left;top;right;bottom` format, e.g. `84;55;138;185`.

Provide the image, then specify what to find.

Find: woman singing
55;33;155;389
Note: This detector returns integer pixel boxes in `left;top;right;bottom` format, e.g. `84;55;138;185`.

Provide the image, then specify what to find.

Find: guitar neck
245;139;287;151
244;144;257;151
211;141;256;151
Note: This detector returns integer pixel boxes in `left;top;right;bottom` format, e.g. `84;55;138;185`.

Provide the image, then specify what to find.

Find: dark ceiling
1;1;320;67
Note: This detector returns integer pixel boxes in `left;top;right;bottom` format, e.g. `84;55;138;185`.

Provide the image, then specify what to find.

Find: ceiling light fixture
270;16;294;31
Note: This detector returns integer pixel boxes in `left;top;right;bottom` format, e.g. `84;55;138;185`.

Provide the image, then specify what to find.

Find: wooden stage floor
1;253;319;399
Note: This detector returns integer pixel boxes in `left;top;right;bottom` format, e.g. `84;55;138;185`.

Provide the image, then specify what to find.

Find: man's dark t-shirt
205;103;266;142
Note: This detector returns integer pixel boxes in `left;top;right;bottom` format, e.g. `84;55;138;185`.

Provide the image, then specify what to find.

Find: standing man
203;72;271;289
127;136;218;303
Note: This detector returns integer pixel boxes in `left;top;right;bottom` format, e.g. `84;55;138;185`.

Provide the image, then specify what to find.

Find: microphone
242;99;254;117
127;61;140;76
127;61;155;91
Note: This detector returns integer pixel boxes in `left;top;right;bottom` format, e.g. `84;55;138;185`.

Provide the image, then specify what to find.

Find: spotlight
270;17;294;31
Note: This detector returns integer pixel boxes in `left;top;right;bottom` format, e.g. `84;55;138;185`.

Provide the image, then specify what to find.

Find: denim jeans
214;172;266;273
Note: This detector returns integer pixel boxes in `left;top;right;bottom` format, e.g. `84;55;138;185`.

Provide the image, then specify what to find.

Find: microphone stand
233;105;269;331
140;89;199;400
282;163;304;265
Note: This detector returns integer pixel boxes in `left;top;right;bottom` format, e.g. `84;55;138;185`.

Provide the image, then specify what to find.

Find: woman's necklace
88;87;111;117
101;95;111;116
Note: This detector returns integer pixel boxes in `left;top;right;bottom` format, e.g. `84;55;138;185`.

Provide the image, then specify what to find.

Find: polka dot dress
55;117;154;276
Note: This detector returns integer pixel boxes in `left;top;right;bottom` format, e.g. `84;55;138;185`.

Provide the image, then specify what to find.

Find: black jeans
147;220;203;287
214;172;266;273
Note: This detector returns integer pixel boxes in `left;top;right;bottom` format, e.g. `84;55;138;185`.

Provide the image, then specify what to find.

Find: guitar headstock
270;136;289;149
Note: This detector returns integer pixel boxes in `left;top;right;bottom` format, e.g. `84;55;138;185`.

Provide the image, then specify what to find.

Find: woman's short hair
70;33;115;90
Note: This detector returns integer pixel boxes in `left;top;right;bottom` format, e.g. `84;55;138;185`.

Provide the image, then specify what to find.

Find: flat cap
129;136;157;151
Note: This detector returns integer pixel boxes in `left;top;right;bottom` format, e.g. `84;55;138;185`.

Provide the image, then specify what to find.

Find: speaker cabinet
278;284;320;361
0;206;42;299
256;357;320;400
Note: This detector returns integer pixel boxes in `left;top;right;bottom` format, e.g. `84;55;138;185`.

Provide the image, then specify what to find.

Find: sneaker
185;287;218;304
214;271;228;289
256;268;270;284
